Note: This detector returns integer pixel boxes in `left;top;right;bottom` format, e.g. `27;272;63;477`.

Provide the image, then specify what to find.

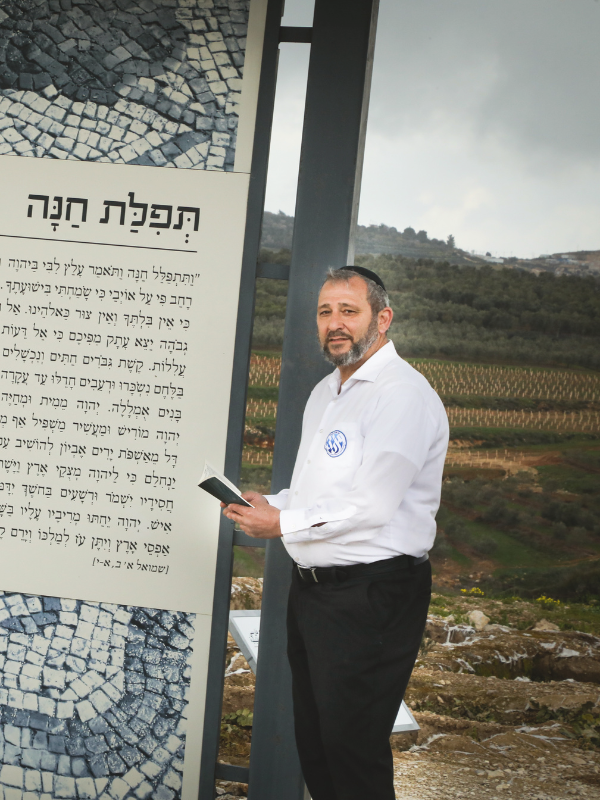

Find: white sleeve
263;489;289;511
279;384;437;544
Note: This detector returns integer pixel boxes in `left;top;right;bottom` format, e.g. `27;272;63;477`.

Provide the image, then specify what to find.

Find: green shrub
473;536;498;556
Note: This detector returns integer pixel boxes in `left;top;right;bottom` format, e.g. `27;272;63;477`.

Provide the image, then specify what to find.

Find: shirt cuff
279;503;357;539
264;492;288;511
279;508;311;536
282;529;314;544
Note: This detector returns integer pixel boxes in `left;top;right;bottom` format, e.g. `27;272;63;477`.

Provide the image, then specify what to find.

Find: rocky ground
216;578;600;800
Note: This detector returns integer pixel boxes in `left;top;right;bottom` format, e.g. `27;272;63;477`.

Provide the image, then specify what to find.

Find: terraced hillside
238;352;600;601
220;258;600;799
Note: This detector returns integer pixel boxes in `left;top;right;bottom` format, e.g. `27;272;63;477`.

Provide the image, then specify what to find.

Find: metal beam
197;1;285;797
275;0;380;486
233;529;267;547
256;260;290;280
279;26;313;43
215;763;250;783
247;2;380;799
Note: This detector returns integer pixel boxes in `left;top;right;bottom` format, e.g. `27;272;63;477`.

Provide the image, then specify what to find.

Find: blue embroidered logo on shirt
324;430;347;458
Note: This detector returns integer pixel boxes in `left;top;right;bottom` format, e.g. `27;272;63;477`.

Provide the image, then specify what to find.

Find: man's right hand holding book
221;491;283;539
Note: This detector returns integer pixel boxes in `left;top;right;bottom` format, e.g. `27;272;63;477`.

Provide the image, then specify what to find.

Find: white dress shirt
265;341;449;568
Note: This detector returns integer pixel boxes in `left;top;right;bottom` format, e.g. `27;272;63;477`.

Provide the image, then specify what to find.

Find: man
223;266;449;800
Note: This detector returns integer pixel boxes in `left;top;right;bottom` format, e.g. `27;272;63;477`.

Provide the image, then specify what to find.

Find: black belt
295;553;429;584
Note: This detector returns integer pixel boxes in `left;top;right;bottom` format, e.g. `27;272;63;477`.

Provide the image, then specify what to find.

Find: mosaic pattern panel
0;0;250;169
0;592;196;800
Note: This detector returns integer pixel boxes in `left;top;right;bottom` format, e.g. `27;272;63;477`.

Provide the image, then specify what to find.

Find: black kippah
342;265;387;293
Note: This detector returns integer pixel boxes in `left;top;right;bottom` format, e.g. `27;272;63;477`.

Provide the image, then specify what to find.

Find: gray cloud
266;0;600;256
370;0;600;170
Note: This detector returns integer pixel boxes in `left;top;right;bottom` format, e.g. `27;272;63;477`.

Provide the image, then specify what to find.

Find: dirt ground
392;722;600;800
217;578;600;800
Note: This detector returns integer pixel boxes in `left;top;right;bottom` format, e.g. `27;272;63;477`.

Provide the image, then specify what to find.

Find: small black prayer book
198;462;253;507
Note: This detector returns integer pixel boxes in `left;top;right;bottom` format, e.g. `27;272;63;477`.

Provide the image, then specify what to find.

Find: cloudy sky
265;0;600;258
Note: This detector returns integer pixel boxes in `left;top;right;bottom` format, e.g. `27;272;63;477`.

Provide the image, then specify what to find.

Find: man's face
317;277;380;367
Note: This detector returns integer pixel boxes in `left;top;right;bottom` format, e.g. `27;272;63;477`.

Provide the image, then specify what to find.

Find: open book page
198;462;254;507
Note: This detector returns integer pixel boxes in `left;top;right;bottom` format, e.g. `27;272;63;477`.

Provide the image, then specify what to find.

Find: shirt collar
327;340;398;396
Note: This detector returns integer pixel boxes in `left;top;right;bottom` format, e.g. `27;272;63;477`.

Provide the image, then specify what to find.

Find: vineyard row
248;355;600;402
246;398;600;434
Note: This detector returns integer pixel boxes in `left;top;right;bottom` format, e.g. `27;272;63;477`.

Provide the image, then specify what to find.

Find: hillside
225;249;600;796
261;210;469;262
252;252;600;370
260;211;600;276
234;253;600;603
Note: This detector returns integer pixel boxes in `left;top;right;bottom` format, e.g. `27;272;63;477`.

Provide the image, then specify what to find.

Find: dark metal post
248;2;380;798
197;0;285;797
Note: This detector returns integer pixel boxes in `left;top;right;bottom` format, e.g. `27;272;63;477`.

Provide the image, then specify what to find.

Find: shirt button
319;429;323;433
307;460;311;464
295;491;298;496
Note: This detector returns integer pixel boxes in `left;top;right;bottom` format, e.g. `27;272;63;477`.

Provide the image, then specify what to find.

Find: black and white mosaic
0;591;196;800
0;0;250;169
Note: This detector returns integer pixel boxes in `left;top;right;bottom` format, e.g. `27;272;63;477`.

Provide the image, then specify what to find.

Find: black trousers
287;558;431;800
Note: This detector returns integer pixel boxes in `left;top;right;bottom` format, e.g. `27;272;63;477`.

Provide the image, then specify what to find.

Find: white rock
467;610;490;631
533;618;560;631
558;648;580;658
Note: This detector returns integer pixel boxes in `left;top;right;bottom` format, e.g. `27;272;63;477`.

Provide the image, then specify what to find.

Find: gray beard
322;317;379;367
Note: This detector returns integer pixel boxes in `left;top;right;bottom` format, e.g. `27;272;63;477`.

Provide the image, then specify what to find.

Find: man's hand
219;490;268;510
241;491;269;507
221;492;282;538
